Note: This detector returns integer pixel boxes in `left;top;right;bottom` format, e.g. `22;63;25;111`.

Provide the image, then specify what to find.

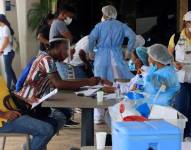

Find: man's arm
0;37;9;54
61;31;73;42
48;72;100;90
123;24;136;52
0;110;21;121
168;34;175;55
0;26;11;53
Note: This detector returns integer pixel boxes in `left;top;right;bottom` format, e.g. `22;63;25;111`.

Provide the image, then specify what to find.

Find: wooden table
42;91;116;146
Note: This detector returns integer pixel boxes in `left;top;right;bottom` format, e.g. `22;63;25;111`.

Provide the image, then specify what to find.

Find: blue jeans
174;83;191;137
0;115;55;150
3;51;17;90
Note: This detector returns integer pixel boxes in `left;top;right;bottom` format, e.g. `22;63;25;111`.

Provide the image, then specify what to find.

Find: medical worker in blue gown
145;44;180;106
88;5;136;124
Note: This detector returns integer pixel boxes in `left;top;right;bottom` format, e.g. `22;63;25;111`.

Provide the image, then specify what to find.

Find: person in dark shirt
36;13;55;51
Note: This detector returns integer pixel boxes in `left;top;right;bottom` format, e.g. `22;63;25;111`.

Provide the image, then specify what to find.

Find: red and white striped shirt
17;52;57;101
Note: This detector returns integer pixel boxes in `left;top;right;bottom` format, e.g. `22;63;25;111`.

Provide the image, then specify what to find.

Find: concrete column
177;0;188;31
16;0;39;68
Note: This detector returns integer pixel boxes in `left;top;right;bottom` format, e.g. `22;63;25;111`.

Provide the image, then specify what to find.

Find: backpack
15;57;36;92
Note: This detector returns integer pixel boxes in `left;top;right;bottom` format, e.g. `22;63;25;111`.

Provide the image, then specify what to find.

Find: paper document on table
32;89;58;109
75;88;99;97
104;93;124;100
80;85;103;89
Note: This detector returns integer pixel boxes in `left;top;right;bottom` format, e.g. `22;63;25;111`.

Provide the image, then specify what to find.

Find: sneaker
64;120;79;127
70;147;80;150
74;108;81;114
184;137;191;142
94;119;105;125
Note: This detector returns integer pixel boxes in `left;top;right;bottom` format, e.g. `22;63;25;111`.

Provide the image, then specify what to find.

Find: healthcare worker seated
124;47;149;92
104;47;149;93
145;44;180;106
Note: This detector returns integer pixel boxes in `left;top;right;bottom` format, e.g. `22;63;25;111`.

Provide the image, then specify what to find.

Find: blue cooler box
112;120;181;150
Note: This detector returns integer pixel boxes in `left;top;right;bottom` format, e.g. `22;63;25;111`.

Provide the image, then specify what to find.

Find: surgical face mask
64;17;72;25
128;60;136;71
149;64;157;73
101;16;105;22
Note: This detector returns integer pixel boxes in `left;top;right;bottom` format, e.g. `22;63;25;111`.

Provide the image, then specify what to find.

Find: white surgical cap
183;11;191;21
133;35;145;49
102;5;117;19
148;44;173;65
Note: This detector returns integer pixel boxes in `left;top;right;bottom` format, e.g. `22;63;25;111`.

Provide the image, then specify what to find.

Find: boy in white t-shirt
57;36;94;79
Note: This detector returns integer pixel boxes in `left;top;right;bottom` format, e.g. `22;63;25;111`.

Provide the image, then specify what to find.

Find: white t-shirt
70;36;89;66
0;25;13;55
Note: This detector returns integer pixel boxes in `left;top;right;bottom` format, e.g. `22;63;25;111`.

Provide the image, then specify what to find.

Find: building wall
16;0;39;68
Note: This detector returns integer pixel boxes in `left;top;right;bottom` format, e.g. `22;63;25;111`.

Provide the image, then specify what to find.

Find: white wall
16;0;39;68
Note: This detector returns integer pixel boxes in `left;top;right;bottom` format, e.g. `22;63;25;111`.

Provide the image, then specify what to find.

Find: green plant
27;0;53;31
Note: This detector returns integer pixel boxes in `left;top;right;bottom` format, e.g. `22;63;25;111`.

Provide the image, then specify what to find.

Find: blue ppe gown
89;19;136;81
144;65;180;106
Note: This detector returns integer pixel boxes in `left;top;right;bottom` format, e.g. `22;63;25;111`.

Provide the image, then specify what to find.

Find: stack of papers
32;89;58;109
104;93;124;100
75;88;100;97
80;85;103;89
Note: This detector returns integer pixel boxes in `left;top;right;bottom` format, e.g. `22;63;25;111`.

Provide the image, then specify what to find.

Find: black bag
11;93;51;120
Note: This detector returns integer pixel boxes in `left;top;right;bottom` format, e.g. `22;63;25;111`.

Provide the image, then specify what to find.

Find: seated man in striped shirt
16;36;101;128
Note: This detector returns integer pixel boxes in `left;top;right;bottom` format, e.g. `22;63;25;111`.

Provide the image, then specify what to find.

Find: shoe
184;137;191;142
74;108;81;114
64;120;79;127
94;119;105;125
70;147;80;150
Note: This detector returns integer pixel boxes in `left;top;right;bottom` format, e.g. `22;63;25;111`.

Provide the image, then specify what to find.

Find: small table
42;91;116;146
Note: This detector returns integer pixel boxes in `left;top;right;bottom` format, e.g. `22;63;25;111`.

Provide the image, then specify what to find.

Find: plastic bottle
135;74;144;91
115;82;121;101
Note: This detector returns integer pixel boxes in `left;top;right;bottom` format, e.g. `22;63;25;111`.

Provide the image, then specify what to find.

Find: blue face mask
128;60;136;71
149;64;157;73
